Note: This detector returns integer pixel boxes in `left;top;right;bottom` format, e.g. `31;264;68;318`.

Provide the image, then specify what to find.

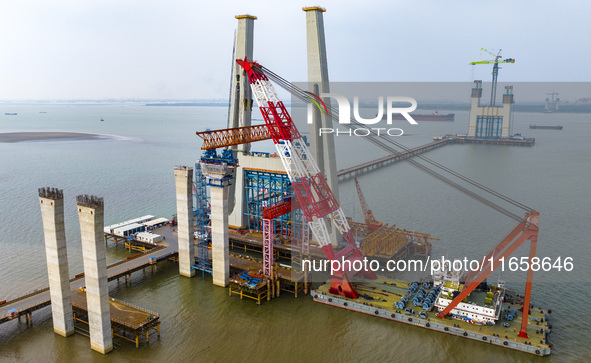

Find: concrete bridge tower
228;14;256;228
468;80;514;138
77;194;112;354
304;6;340;246
39;187;74;337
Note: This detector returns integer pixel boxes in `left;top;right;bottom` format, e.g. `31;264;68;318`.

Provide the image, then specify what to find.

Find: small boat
100;117;104;122
529;124;563;130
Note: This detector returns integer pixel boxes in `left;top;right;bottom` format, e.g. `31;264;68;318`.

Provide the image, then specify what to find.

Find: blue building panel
476;116;503;139
244;169;302;237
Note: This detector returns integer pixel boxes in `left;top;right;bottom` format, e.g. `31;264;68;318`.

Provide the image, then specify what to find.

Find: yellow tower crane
470;48;515;107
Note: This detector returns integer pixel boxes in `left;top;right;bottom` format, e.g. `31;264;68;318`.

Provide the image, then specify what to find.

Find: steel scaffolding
475;115;503;139
194;162;211;275
244;169;293;236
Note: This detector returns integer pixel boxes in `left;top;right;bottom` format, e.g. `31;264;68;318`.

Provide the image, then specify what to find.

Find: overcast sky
0;0;589;100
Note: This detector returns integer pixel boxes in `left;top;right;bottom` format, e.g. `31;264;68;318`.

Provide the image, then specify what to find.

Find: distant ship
100;117;104;122
382;111;454;121
529;124;563;130
5;113;17;115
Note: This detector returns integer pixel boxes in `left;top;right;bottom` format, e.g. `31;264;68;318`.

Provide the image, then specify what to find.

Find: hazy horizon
1;0;589;100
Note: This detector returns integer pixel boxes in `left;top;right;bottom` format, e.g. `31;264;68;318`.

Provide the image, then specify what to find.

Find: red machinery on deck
354;177;383;230
437;210;539;338
197;58;541;338
197;58;376;299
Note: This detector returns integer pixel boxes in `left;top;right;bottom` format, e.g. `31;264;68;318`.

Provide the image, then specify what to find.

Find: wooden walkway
337;139;450;181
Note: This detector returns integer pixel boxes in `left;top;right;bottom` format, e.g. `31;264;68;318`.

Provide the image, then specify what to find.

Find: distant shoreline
145;102;228;107
0;132;104;143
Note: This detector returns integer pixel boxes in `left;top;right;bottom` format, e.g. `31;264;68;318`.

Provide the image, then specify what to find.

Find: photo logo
304;91;329;117
306;93;418;137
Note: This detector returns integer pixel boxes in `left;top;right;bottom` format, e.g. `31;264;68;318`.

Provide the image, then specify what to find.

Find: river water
0;104;589;362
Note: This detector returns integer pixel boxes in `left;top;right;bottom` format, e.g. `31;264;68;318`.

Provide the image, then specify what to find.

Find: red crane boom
354;177;383;230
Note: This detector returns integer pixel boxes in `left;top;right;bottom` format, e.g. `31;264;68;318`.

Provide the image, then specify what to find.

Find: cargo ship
312;266;552;356
529;125;563;130
382;111;454;121
4;113;17;116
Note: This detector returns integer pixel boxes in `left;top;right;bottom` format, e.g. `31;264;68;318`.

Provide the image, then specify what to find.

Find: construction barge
312;274;552;356
529;124;563;130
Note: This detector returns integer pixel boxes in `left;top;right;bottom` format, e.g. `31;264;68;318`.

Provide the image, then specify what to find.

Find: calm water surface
0;104;589;362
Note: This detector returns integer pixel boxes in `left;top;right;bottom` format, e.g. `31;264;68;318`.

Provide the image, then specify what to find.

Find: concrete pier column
210;184;230;286
304;6;340;246
501;86;514;137
77;194;112;354
39;187;74;337
468;80;483;137
174;166;195;278
201;161;234;287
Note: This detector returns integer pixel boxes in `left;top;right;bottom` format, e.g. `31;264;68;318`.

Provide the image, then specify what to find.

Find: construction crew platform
229;222;436;264
71;288;160;347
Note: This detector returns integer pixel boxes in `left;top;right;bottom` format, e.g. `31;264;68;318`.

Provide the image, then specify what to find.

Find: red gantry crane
198;59;540;339
197;57;376;299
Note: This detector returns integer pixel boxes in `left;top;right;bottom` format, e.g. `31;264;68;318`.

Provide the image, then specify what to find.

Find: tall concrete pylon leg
229;15;256;149
201;161;235;287
174;166;195;278
210;184;230;286
76;194;112;354
39;187;74;337
228;14;256;226
304;6;340;246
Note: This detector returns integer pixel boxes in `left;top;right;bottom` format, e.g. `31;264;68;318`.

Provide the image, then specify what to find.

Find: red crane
354;177;383;230
198;59;540;339
197;57;376;299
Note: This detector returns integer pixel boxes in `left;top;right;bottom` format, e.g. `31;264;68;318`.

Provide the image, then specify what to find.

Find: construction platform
227;250;309;302
229;223;436;264
313;276;552;356
104;233;163;253
229;271;269;304
71;288;160;348
349;221;437;259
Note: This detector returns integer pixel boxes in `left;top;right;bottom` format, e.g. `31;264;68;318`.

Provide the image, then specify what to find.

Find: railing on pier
337;139;450;181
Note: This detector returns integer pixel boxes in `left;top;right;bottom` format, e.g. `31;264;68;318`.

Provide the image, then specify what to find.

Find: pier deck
1;224;311;326
0;225;178;326
337;139;449;181
71;288;160;347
